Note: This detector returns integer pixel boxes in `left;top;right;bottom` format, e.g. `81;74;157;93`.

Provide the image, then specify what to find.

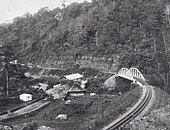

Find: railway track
102;81;152;130
0;100;50;121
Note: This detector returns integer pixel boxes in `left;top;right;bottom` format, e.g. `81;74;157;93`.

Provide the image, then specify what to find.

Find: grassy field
1;86;141;130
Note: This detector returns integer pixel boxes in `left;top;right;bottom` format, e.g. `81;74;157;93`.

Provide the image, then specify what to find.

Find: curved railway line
102;81;153;130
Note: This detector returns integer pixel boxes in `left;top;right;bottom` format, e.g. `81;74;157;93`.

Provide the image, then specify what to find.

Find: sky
0;0;92;23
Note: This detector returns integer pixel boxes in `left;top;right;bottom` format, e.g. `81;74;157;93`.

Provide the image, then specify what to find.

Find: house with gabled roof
66;82;87;97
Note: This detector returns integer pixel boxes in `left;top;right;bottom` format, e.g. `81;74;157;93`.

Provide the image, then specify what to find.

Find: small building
66;83;87;97
46;85;69;99
38;83;48;91
80;80;88;89
56;114;67;120
53;84;61;88
64;73;83;81
19;93;32;102
9;60;17;64
32;83;48;91
24;72;31;77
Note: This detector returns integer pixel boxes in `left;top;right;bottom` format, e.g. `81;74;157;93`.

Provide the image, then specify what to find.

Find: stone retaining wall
45;55;120;72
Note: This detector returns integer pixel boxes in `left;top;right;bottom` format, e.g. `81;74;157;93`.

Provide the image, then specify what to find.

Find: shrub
145;74;164;88
21;121;38;130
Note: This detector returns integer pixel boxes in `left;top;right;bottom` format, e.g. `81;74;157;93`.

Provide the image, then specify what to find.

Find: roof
64;73;83;80
20;93;32;96
46;85;68;95
38;83;48;87
32;83;48;90
68;83;86;92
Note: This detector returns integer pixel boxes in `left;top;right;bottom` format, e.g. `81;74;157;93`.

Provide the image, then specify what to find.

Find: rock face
104;75;116;90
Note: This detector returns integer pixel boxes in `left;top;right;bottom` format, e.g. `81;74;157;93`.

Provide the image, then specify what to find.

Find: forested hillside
1;0;170;88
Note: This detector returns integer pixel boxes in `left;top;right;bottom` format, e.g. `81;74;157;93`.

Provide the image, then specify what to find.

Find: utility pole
101;90;103;119
101;84;104;119
6;66;9;96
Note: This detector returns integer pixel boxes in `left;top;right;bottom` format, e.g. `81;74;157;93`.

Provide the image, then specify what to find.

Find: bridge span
117;67;145;82
102;67;154;130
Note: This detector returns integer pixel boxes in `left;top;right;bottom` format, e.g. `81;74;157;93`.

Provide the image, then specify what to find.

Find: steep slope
0;0;169;65
0;0;170;94
125;87;170;130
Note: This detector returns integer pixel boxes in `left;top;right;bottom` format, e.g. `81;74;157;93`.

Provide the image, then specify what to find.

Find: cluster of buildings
19;73;88;102
7;59;89;102
46;73;88;99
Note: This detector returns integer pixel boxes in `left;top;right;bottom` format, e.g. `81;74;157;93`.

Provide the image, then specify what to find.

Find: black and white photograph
0;0;170;129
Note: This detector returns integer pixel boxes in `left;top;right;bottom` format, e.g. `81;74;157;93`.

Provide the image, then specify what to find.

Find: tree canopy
1;0;170;84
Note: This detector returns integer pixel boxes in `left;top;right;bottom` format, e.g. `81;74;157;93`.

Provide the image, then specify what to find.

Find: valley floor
1;87;141;130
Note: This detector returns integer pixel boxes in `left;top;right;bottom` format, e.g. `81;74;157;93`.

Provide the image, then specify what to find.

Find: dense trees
1;0;170;89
